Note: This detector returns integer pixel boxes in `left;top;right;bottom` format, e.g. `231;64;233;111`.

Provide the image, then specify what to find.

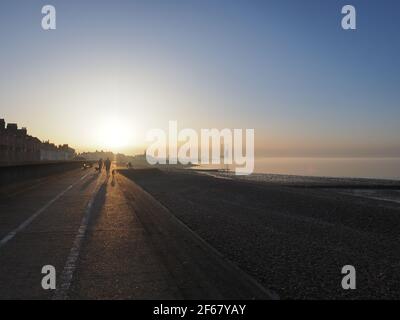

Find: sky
0;0;399;157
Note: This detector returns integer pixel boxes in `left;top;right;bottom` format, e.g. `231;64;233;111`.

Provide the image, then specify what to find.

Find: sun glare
93;116;133;151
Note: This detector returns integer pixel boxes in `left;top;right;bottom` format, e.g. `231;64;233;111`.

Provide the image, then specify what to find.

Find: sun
93;116;133;151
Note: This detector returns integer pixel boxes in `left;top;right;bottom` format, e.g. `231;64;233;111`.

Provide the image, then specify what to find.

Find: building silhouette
0;118;75;164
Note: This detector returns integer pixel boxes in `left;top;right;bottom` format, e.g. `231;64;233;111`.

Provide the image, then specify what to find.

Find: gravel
120;168;400;299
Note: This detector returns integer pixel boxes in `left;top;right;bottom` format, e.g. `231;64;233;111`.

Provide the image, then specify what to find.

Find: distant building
0;118;75;165
79;150;114;161
40;142;75;161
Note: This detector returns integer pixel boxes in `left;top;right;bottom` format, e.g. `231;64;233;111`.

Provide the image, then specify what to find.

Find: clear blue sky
0;0;399;156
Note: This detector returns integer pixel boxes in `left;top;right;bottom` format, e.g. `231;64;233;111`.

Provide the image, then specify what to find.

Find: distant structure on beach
0;118;75;164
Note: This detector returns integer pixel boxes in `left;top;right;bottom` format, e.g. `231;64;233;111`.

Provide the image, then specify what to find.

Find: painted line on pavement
53;176;105;300
0;173;90;249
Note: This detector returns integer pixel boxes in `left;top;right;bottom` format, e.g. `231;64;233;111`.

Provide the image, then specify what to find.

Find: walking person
104;157;111;176
98;158;103;173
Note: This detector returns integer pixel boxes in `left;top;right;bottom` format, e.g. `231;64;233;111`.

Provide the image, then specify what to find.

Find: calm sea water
197;157;400;180
254;157;400;180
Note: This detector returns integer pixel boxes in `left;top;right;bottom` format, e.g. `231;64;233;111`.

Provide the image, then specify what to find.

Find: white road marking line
53;177;104;300
0;173;90;249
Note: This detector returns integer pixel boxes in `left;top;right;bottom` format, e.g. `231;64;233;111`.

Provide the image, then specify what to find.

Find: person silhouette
98;158;103;172
104;158;111;175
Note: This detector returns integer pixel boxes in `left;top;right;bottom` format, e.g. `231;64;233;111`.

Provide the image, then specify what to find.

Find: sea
195;157;400;180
